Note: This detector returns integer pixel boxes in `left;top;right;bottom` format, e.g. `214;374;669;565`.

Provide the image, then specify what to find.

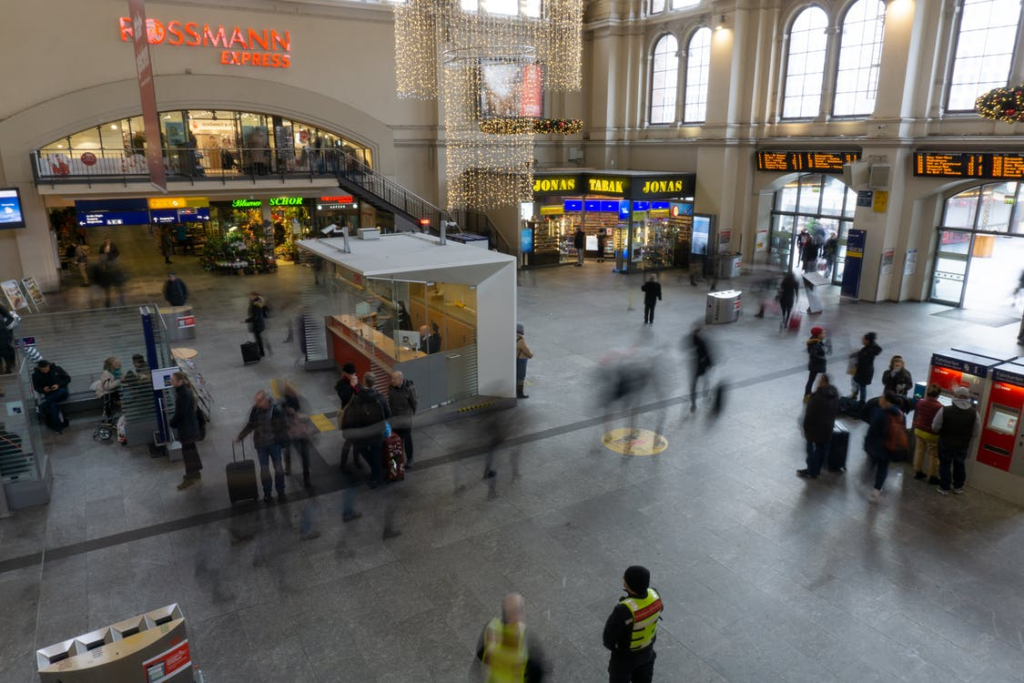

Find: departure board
756;150;860;174
913;152;1024;179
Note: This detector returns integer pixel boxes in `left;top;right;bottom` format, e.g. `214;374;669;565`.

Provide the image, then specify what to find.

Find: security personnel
603;565;663;683
476;593;547;682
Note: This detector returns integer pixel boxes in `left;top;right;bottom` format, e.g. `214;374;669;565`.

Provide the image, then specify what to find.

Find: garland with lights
976;85;1024;123
479;118;584;135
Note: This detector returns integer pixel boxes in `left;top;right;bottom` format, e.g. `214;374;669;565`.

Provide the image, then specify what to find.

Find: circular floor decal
602;428;669;456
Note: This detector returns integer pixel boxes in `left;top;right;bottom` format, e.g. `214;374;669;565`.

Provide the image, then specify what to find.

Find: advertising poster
479;62;540;118
691;216;710;255
840;229;867;299
21;277;45;307
127;0;167;189
520;228;534;253
1;280;28;311
881;248;894;275
142;639;191;683
904;248;917;276
755;230;768;252
520;64;543;118
151;366;181;391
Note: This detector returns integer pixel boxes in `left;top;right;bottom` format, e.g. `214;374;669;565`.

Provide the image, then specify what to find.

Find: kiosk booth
297;233;517;407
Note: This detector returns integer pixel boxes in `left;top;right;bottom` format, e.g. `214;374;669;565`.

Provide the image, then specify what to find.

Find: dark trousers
395;428;414;464
690;367;708;408
805;439;829;476
938;444;968;491
608;652;655;683
870;449;890;490
780;303;793;326
643;301;656;323
253;330;266;357
41;388;69;429
804;370;819;396
355;438;384;487
285;438;311;480
340;438;355;468
182;441;203;477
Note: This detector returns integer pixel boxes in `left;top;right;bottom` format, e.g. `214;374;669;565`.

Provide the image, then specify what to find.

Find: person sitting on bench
32;360;71;434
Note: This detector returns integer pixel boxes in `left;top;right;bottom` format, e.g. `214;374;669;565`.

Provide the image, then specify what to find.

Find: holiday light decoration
395;0;583;210
479;118;584;134
976;85;1024;123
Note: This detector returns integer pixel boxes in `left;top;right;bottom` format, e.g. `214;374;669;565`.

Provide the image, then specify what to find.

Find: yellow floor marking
309;413;336;432
601;428;668;456
269;378;281;399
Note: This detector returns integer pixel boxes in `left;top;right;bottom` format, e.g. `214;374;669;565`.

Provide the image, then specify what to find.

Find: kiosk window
987;405;1019;435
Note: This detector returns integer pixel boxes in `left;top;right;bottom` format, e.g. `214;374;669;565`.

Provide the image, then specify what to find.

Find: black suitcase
827;423;849;472
227;441;259;503
241;341;261;364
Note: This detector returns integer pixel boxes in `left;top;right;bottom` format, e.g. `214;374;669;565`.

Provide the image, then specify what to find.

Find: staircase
336;152;450;232
452;209;514;255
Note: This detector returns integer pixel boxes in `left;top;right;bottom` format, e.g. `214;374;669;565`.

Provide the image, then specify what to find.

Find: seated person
31;360;71;433
419;323;442;354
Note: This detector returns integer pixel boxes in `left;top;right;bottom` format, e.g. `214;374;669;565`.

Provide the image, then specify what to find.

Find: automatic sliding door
930;230;973;306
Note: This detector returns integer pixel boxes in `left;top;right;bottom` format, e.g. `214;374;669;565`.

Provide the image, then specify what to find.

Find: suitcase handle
232;439;246;462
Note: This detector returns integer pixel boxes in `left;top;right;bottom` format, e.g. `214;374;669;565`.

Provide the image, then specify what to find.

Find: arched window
947;0;1023;112
683;28;712;123
650;35;679;124
832;0;885;117
782;6;829;119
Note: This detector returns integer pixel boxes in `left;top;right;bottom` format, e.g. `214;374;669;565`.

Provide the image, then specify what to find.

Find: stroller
93;391;120;442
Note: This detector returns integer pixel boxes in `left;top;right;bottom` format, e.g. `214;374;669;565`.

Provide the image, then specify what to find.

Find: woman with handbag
283;383;313;488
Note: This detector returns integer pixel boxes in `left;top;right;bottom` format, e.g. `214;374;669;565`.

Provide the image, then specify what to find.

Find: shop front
522;171;696;271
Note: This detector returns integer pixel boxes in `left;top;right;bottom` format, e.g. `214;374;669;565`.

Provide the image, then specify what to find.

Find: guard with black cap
602;565;663;683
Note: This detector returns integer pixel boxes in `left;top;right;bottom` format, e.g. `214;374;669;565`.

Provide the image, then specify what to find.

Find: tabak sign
119;17;292;68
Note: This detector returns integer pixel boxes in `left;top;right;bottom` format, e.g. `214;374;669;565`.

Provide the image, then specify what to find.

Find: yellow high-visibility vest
621;588;663;651
482;619;527;683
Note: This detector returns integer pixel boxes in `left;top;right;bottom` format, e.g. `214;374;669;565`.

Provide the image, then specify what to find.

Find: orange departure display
756;150;860;174
913;152;1024;179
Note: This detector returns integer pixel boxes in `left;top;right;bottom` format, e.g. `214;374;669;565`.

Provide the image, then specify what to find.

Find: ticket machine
927;351;998;401
972;363;1024;505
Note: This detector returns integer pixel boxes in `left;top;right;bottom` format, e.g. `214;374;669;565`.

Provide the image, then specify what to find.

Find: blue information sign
520;228;534;253
841;229;867;299
77;210;151;227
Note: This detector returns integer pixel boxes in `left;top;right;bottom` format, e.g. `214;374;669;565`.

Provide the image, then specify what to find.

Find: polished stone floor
3;233;1024;683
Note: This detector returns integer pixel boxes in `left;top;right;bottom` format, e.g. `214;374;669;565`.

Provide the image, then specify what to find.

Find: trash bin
719;252;742;279
158;305;196;342
705;290;742;324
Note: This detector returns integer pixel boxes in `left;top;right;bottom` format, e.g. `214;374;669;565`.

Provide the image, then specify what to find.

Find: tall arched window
947;0;1023;112
683;28;712;123
782;6;829;119
650;35;679;124
832;0;885;117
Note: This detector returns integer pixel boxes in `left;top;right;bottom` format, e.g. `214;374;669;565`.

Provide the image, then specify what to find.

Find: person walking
341;373;390;488
803;326;830;402
865;391;907;503
797;374;839;479
475;593;548;682
911;383;944;484
235;389;288;503
882;355;913;397
574;227;586;266
163;272;189;307
640;274;662;325
245;291;269;358
516;323;533;399
74;243;90;286
801;237;819;274
31;360;71;433
282;382;313;488
0;304;16;375
335;362;360;470
99;238;120;263
159;226;175;264
169;372;203;490
932;386;981;495
823;233;838;278
388;371;418;469
603;565;663;683
778;271;799;329
688;324;714;413
850;332;882;403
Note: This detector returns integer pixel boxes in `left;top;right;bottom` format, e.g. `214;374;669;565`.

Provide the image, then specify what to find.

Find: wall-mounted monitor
479;62;544;119
0;188;26;229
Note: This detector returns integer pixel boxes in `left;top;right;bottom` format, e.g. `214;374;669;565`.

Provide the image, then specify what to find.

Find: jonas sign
118;16;292;68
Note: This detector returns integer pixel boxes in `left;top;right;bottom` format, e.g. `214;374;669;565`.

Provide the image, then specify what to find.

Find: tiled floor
3;233;1024;682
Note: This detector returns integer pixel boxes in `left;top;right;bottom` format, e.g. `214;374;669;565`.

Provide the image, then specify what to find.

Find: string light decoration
479;118;584;134
976;85;1024;123
394;0;583;210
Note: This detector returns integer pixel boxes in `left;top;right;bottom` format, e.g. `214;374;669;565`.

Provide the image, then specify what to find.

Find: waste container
158;305;196;342
719;252;742;279
705;290;742;324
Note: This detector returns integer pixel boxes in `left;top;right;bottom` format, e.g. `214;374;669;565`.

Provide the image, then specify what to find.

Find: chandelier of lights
395;0;583;210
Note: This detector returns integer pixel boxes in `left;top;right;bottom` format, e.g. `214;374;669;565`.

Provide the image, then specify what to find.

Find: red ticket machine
972;363;1024;505
927;351;995;401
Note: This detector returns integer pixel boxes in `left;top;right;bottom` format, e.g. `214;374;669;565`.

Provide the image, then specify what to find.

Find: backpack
884;411;908;457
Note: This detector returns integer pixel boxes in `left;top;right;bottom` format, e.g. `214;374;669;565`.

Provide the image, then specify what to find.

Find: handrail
335;150;451;229
453;209;514;254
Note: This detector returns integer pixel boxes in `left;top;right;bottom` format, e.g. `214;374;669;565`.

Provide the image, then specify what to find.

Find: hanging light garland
976;85;1024;123
479;118;584;135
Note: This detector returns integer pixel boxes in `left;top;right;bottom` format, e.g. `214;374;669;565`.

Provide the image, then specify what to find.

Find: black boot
516;383;529;399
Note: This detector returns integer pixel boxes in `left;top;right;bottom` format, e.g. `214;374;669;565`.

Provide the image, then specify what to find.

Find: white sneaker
952;487;965;495
869;489;882;503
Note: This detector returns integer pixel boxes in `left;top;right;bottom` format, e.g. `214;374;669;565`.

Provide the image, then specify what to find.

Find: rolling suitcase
241;341;261;364
382;434;406;482
827;423;849;472
787;311;803;332
227;441;259;503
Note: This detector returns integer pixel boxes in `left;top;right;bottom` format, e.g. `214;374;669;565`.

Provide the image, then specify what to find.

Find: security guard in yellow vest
603;565;663;683
476;593;548;682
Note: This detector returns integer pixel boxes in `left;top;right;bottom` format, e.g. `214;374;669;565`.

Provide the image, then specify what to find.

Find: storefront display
524;171;696;271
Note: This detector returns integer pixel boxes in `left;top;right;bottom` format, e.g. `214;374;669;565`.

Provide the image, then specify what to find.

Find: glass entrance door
930;229;973;305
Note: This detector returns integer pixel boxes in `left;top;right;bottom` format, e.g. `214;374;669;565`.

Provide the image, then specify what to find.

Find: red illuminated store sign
118;17;292;68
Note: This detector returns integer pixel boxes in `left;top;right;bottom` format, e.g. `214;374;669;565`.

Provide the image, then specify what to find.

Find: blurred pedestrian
234;389;288;503
244;291;269;357
823;233;838;278
801;237;819;273
603;566;663;683
99;238;120;263
169;372;203;490
574;227;586;266
340;373;390;488
932;386;981;495
516;323;533;399
476;593;548;682
0;304;16;375
688;324;714;413
798;374;839;479
850;332;882;403
74;243;90;286
335;362;360;470
282;382;313;488
163;272;189;307
483;408;514;482
640;274;662;325
803;326;830;402
778;271;799;329
159;226;175;264
865;390;907;503
388;371;418;469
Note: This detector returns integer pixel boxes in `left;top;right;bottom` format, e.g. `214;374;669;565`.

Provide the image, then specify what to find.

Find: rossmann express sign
119;17;292;68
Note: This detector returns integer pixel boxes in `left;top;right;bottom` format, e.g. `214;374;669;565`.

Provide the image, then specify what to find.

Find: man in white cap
931;386;980;495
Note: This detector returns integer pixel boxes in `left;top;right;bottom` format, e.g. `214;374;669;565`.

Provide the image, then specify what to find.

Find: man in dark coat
169;372;203;490
388;371;418;468
804;326;830;400
335;362;360;470
245;291;268;357
798;374;839;479
341;373;391;488
688;325;714;414
163;272;189;307
573;227;586;266
778;271;799;328
640;274;662;325
603;565;663;683
32;360;71;433
851;331;882;403
932;386;981;495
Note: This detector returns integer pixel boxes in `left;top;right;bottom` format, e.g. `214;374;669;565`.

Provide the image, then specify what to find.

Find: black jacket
882;368;913;396
641;281;662;304
246;298;266;333
803;384;839;443
163;278;189;306
341;388;390;441
778;274;799;307
806;339;828;373
170;384;200;444
691;332;713;373
853;342;882;385
573;230;585;249
387;380;418;429
335;376;358;408
32;365;71;395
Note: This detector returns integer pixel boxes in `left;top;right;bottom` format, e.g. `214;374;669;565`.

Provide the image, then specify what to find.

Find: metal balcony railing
335;151;451;229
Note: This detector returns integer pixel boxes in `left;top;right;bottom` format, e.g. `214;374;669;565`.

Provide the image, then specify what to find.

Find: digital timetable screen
756;151;861;174
913;152;1024;179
